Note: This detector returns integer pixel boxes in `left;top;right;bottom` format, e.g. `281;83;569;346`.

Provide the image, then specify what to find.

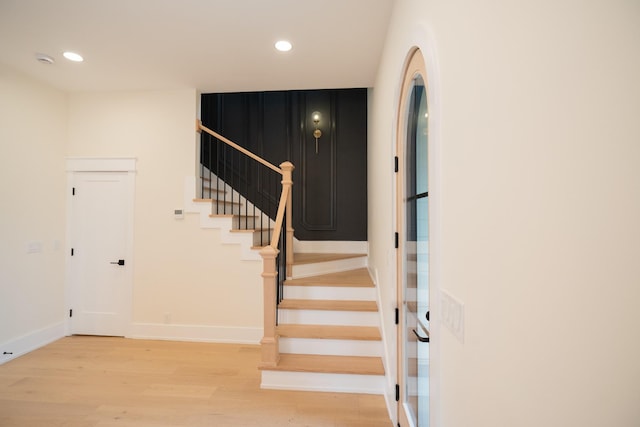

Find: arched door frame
395;46;440;427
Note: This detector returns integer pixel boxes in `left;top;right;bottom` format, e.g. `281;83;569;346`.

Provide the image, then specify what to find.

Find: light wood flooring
0;336;392;427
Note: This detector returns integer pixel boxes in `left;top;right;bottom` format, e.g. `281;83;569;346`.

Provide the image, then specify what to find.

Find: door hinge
72;187;75;196
395;383;400;401
71;248;74;256
395;307;399;325
394;156;399;173
69;309;73;318
394;232;399;249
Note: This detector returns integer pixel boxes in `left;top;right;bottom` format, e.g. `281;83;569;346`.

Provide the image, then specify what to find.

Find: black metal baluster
253;163;257;238
209;134;214;200
223;142;228;214
260;168;265;246
233;145;236;218
244;154;248;230
216;137;221;214
203;134;206;199
214;138;220;209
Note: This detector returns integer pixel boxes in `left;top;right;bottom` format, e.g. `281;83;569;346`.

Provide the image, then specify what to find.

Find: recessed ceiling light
275;40;292;52
63;51;84;62
35;53;55;65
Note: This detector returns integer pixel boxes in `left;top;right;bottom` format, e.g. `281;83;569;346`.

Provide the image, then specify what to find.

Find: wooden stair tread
260;354;384;375
285;268;373;287
202;214;259;219
293;253;366;265
278;299;378;312
195;198;242;206
277;324;381;341
229;228;272;233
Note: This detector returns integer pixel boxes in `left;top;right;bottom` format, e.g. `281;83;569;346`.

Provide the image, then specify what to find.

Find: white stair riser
292;257;367;278
261;370;385;395
278;309;378;326
284;285;376;301
201;188;226;200
212;202;242;215
233;216;258;230
252;229;273;246
279;338;383;357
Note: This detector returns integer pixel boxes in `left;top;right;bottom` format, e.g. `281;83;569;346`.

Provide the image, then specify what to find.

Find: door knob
110;259;125;266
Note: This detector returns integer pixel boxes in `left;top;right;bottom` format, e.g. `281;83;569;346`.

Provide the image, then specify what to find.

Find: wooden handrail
197;120;282;175
259;161;294;368
269;162;294;248
197;119;293;369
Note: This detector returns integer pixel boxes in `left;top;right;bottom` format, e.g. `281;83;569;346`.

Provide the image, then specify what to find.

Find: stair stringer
369;266;397;421
183;175;262;261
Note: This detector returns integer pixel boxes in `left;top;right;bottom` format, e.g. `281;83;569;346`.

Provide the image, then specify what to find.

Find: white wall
369;1;640;426
0;65;68;356
67;90;263;342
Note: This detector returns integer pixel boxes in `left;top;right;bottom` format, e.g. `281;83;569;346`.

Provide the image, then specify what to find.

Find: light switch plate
27;241;42;254
441;289;464;343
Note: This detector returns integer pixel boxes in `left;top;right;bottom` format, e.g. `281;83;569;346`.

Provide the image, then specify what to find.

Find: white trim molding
128;323;262;345
0;322;65;365
66;157;137;172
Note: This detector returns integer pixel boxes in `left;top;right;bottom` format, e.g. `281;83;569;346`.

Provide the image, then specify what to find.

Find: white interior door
69;171;133;336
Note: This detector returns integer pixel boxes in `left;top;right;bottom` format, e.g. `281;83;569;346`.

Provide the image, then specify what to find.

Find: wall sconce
312;111;322;154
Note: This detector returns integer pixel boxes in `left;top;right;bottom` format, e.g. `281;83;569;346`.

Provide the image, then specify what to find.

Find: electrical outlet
441;290;464;343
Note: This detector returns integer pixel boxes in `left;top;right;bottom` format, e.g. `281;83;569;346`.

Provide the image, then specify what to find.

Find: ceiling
0;0;394;94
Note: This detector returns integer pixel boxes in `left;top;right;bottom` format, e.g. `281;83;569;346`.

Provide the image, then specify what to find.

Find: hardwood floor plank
0;336;391;427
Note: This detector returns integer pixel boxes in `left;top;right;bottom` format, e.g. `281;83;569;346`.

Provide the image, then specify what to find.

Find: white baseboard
0;322;66;365
128;322;262;344
293;240;368;254
384;382;398;426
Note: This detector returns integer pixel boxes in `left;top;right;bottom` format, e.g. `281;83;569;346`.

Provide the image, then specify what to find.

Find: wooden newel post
259;245;280;368
280;161;295;278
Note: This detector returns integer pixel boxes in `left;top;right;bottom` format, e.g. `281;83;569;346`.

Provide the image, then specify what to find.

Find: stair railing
196;120;293;368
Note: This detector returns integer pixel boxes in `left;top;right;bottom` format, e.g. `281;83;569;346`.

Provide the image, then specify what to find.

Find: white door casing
65;158;135;336
397;49;431;427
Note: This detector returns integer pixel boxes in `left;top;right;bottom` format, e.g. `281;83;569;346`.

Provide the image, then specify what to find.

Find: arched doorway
397;48;430;427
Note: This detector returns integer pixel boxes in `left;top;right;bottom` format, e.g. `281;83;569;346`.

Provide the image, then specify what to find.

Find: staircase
184;175;271;261
193;121;385;395
260;254;386;395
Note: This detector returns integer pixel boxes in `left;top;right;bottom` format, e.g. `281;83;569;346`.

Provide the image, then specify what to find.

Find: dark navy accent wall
201;89;367;241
